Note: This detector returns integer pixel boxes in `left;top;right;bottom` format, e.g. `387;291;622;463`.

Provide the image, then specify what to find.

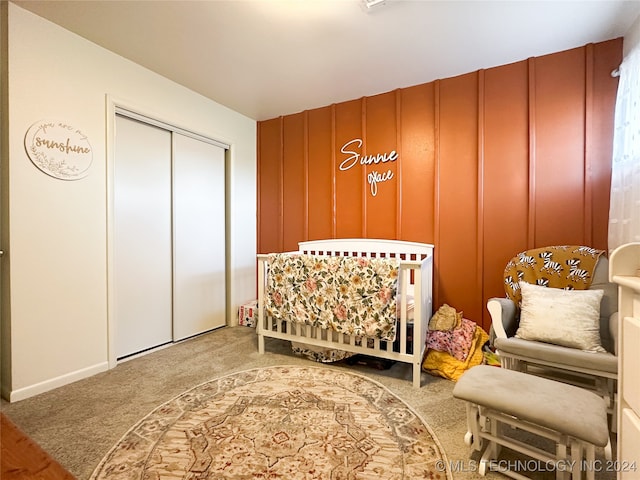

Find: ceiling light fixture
361;0;386;13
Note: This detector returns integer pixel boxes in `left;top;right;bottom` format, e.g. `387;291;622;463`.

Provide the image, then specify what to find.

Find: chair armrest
487;298;518;339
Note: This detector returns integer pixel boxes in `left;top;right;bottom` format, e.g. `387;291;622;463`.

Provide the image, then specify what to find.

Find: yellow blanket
422;326;489;381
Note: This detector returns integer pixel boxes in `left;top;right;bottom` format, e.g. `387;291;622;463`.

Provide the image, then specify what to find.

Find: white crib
257;238;434;388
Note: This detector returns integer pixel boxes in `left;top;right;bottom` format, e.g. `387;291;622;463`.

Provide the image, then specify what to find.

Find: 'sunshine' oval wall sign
24;120;93;180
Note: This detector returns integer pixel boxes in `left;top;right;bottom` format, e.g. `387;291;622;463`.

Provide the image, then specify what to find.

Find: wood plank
282;113;306;251
533;46;586;247
437;72;481;321
1;413;75;479
400;83;435;244
307;106;334;241
335;99;364;238
364;91;398;239
482;60;529;330
258;118;283;253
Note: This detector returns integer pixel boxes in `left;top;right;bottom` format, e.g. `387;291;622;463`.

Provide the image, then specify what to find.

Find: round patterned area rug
90;365;452;479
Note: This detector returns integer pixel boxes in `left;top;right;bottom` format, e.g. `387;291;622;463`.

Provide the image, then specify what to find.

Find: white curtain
609;46;640;252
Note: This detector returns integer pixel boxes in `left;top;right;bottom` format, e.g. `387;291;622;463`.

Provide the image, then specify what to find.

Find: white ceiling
12;0;640;121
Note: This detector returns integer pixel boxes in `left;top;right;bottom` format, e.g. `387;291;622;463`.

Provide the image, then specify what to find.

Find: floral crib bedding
265;253;401;342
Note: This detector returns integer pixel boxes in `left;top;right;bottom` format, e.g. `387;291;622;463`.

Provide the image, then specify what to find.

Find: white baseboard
8;361;109;402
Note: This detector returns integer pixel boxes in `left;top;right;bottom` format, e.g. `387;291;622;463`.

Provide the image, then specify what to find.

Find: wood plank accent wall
257;39;622;331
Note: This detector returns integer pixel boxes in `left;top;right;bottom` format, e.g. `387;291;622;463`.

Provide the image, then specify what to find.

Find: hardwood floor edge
1;413;76;479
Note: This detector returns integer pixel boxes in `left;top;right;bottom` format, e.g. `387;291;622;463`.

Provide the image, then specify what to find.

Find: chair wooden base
453;366;611;480
464;403;611;480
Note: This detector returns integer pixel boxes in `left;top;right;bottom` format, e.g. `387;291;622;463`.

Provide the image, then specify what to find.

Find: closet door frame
106;96;230;368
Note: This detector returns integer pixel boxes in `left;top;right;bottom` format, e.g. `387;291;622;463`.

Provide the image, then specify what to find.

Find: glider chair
487;246;618;428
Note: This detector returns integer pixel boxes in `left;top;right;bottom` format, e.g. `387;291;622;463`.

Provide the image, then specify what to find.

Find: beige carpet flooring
0;326;614;479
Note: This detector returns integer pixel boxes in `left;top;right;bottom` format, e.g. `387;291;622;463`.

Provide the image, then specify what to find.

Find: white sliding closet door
173;134;226;340
114;115;173;358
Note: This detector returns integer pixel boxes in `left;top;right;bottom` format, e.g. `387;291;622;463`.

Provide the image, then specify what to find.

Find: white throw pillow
516;282;606;352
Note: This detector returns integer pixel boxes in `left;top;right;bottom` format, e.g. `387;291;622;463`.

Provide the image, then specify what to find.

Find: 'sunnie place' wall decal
339;138;398;196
